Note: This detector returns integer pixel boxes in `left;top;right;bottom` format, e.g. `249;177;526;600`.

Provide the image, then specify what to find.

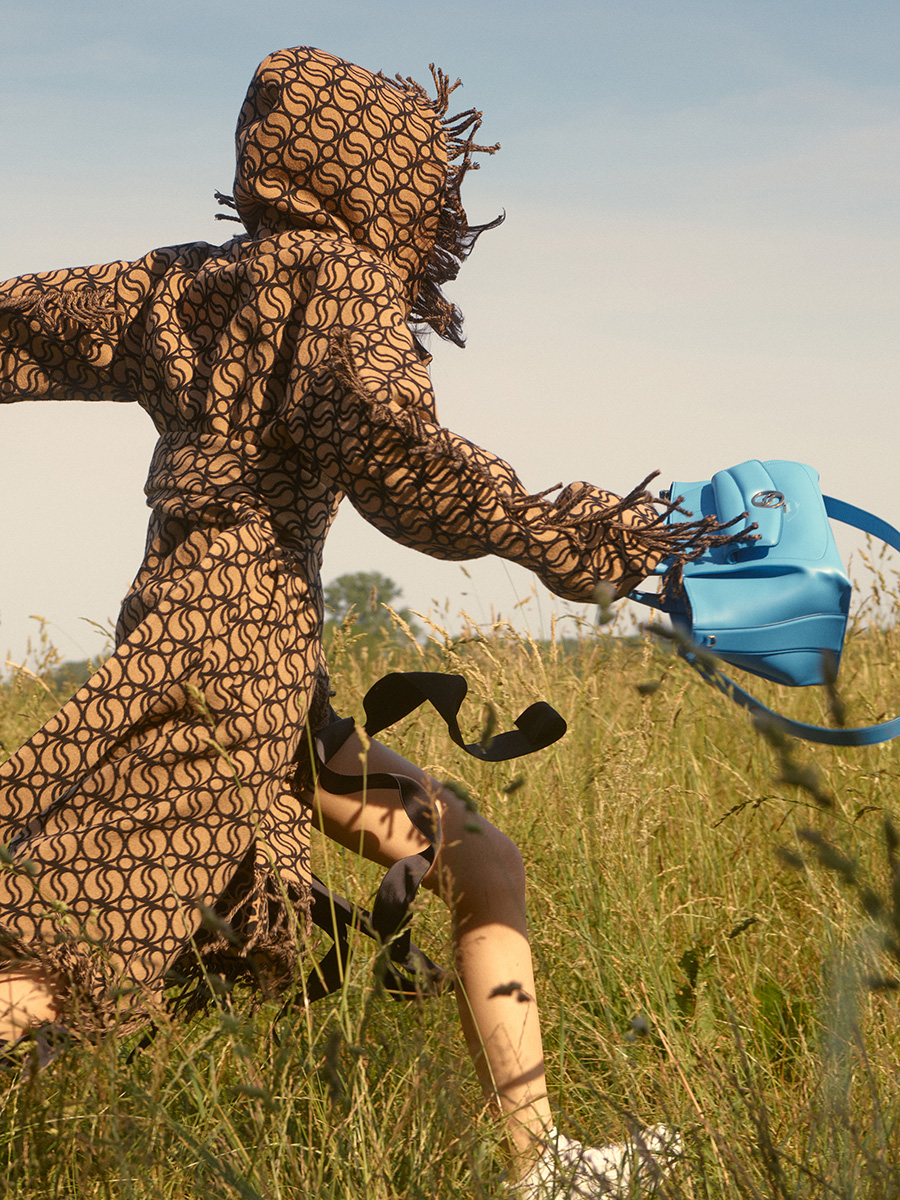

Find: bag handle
684;652;900;747
645;496;900;746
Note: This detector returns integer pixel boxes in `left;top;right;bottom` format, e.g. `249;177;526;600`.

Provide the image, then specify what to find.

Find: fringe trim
0;930;161;1039
166;859;309;1021
331;334;758;587
382;66;504;347
0;284;121;333
330;333;472;471
508;471;759;598
214;190;244;223
213;66;502;345
0;869;311;1037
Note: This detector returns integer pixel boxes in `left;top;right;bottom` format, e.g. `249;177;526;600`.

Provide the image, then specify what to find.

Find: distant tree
50;659;99;695
323;571;420;641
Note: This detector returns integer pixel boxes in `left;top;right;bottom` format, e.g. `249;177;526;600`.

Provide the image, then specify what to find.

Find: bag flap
712;460;783;547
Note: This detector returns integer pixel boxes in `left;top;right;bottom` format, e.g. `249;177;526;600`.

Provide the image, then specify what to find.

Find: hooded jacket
0;46;673;608
0;48;704;1018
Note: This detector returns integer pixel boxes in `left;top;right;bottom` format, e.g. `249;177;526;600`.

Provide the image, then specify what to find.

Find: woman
0;47;719;1195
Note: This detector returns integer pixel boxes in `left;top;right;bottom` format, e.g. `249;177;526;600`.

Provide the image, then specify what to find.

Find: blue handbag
630;459;900;746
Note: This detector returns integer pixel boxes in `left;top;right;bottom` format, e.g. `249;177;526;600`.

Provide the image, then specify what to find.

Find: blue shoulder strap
681;496;900;746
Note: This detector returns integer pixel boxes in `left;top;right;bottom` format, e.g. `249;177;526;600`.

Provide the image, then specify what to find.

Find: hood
231;46;501;345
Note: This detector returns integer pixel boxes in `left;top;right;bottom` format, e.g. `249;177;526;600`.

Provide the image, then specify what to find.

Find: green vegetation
1;589;900;1198
323;571;421;646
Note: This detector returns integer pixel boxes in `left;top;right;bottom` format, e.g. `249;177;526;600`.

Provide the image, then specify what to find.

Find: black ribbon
301;671;567;1005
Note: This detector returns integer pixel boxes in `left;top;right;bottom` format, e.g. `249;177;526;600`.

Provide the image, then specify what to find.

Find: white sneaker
512;1125;682;1198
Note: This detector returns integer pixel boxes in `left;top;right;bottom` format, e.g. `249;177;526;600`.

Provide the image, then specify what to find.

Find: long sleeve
0;243;211;407
290;257;663;604
329;371;660;603
0;260;142;404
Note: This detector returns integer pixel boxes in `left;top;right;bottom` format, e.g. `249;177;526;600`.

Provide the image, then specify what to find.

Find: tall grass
1;591;899;1197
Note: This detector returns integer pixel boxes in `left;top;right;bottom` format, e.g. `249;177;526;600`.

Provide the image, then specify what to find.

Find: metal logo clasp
751;490;786;509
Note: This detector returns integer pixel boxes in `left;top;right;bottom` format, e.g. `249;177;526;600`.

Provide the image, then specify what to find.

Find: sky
1;0;898;668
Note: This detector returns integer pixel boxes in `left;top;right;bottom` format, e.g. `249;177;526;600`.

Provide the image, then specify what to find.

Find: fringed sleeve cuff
304;333;751;603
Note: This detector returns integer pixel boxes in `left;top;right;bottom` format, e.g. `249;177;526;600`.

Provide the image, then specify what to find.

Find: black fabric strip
302;671;567;1003
303;874;447;1004
361;671;567;759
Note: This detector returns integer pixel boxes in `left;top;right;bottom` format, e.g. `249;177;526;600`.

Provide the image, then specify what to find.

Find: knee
478;824;526;894
431;793;527;904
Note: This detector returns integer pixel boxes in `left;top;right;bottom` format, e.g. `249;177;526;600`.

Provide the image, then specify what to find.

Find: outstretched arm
290;258;665;602
320;357;660;602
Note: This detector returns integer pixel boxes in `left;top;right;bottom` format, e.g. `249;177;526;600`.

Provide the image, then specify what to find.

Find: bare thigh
305;732;524;906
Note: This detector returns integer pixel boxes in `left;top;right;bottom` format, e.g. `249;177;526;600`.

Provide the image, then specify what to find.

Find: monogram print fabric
0;47;692;1028
232;48;446;306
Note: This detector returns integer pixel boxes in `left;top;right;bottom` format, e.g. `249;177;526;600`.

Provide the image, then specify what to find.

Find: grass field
1;582;900;1198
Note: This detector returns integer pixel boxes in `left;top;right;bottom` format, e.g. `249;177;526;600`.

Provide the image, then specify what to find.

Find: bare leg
310;732;552;1170
0;966;59;1044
